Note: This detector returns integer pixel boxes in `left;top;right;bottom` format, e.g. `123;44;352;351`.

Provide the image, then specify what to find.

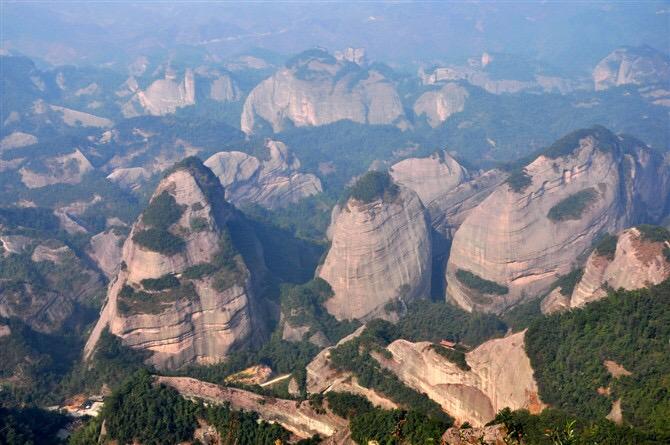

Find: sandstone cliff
240;49;406;134
205;140;322;210
375;331;545;427
544;226;670;313
446;127;670;313
593;46;670;93
319;176;431;321
389;152;506;241
85;158;264;369
413;83;468;127
120;68;196;117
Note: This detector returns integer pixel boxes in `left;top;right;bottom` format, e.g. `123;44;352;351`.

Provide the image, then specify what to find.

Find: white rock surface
376;331;545;426
413;83;468;127
122;69;196;116
85;162;262;369
87;229;125;278
593;46;670;91
241;52;405;134
106;167;151;191
205;140;322;209
446;129;669;313
319;186;431;321
0;131;37;151
569;227;670;309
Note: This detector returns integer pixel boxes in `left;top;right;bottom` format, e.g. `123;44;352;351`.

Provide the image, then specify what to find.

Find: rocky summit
319;172;431;321
543;225;670;313
446;127;670;313
240;48;406;134
205;139;322;210
85;158;264;370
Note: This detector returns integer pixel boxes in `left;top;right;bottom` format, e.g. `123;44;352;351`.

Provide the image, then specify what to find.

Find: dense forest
525;280;670;441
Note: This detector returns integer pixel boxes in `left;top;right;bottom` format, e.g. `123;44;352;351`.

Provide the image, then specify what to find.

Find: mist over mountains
1;2;669;444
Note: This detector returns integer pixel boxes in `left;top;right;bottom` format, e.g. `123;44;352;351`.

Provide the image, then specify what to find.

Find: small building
440;340;456;349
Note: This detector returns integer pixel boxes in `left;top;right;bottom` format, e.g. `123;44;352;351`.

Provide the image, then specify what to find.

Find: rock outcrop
85;158;264;369
376;331;545;427
593;46;670;92
544;226;670;313
205;140;322;209
19;149;94;189
390;151;470;207
120;68;196;117
87;228;126;278
413;83;468;127
446;127;670;313
0;236;104;333
390;152;506;240
305;326;397;409
241;49;405;134
420;54;582;95
157;376;349;440
0;132;37;151
319;175;431;321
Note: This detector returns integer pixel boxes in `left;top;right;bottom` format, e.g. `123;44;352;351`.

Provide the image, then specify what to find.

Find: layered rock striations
446;127;670;313
390;151;506;240
319;173;431;320
85;158;264;369
205;139;322;210
375;331;545;427
240;49;406;134
544;226;670;313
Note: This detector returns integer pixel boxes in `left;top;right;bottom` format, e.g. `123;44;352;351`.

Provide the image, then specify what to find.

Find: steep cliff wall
85;158;263;369
376;331;545;427
205;140;322;209
241;49;405;134
446;128;669;313
319;178;431;321
547;226;670;312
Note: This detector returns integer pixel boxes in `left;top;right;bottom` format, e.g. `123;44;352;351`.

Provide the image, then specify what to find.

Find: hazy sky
2;1;668;71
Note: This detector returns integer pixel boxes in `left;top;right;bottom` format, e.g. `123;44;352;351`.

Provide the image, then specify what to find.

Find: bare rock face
446;127;670;313
208;72;242;103
106;167;151;191
121;68;196;117
390;151;470;207
568;227;670;309
376;331;545;427
593;46;670;92
205;140;322;210
319;180;431;321
390;151;505;241
0;131;37;151
305;326;397;409
413;83;468;127
429;170;508;242
85;158;263;370
334;47;366;65
241;49;405;134
87;229;125;278
19;149;93;189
